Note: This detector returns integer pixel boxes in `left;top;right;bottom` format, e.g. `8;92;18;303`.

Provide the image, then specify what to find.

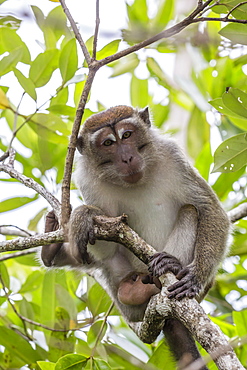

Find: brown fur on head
82;105;135;134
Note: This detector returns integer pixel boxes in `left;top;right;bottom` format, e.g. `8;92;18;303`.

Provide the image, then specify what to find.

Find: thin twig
228;203;247;223
92;0;100;60
0;275;88;333
0;163;61;218
0;275;32;340
91;302;114;357
224;1;247;20
194;16;247;23
0;225;32;237
0;248;36;262
59;0;91;65
61;67;98;227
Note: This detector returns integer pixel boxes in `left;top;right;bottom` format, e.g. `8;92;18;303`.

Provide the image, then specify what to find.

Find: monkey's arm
150;173;230;300
41;206;103;267
168;195;230;301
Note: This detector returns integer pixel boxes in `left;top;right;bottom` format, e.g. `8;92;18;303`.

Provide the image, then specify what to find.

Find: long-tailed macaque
41;106;230;369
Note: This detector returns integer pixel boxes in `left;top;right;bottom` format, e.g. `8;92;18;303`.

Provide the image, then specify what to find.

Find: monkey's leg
41;211;63;267
163;318;208;370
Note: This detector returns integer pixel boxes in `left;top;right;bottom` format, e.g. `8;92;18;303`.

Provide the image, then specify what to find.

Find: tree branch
92;0;100;60
60;67;98;227
0;230;64;252
228;203;247;223
59;0;91;65
0;210;246;367
57;0;247;230
0;162;61;219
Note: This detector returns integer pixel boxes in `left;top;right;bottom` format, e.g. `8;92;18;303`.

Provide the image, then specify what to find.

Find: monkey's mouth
122;171;143;184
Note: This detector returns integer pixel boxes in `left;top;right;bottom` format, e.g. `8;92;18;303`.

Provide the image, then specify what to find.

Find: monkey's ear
76;135;84;154
138;107;151;127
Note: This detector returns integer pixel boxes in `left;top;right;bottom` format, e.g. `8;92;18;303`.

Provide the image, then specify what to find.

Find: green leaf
19;271;43;293
130;75;148;107
29;49;59;87
0;262;10;289
93;359;112;370
37;361;56;370
29;113;70;144
87;282;112;317
0;195;38;212
59;38;78;83
147;56;169;89
213;1;247;20
13;68;37;101
55;284;77;322
212;133;247;173
222;88;247;119
0;326;41;363
50;87;69;106
0;87;10;109
0;47;23;77
47;105;76;120
127;0;149;24
219;23;247;45
87;320;107;348
148;340;175;370
41;271;56;327
209;97;246;119
55;354;88;370
195;143;213;181
233;310;247;337
0;27;31;64
44;5;69;42
152;0;174;30
97;40;121;60
187;106;210;159
28;207;48;232
109;54;139;77
31;6;45;30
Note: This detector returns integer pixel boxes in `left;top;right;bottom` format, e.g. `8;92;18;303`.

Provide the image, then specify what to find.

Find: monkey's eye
103;139;114;146
122;131;132;139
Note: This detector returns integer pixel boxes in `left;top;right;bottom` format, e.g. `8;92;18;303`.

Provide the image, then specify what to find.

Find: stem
92;0;100;60
61;67;98;227
59;0;91;65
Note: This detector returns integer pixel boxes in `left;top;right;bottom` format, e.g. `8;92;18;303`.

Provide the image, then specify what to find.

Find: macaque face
90;121;150;185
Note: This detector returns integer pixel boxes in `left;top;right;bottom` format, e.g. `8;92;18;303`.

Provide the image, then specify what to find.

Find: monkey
41;106;230;369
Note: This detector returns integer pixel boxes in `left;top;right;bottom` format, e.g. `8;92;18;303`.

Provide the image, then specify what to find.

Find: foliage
0;0;247;369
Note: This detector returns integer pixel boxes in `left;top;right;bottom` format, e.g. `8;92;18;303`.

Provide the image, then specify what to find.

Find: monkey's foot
148;252;183;277
167;267;202;300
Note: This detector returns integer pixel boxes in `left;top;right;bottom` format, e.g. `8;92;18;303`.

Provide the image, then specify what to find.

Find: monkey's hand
68;205;104;265
167;265;202;300
148;252;183;277
41;210;63;267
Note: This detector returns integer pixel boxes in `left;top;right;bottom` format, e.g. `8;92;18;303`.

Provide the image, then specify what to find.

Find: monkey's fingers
176;267;190;280
148;252;182;277
167;280;193;299
141;275;162;289
88;229;96;245
167;274;201;300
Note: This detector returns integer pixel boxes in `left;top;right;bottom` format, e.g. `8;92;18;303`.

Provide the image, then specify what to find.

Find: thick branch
0;230;64;252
